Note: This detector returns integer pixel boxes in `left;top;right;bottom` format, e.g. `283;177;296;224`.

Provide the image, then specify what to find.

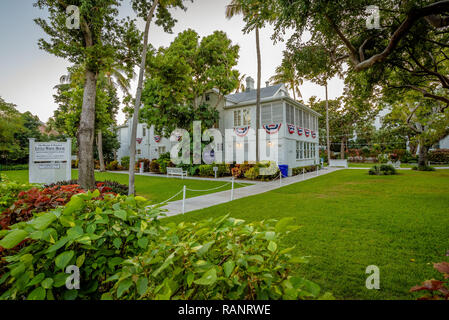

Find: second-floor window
261;102;283;125
234;108;251;127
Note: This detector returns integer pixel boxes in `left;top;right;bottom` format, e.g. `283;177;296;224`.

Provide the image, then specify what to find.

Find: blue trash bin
278;165;289;178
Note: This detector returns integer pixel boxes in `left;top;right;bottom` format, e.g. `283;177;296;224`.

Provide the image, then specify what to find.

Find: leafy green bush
198;165;214;177
292;165;318;176
0;180;35;214
106;161;119;171
244;167;259;180
368;164;396;175
106;215;331;300
412;165;436;171
428;149;449;164
0;191;156;300
120;156;130;170
149;160;160;173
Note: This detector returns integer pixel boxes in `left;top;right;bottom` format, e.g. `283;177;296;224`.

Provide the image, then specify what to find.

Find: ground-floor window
297;142;317;160
158;146;166;154
296;141;300;159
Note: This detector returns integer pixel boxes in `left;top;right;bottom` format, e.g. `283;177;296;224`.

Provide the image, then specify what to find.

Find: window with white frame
286;104;294;124
242;109;251;126
261;103;283;125
295;108;300;126
142;127;146;137
272;103;283;123
158;146;166;154
296;141;300;159
234;109;251;127
233;110;242;127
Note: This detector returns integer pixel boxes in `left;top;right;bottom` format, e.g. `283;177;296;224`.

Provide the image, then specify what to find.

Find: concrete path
159;167;341;217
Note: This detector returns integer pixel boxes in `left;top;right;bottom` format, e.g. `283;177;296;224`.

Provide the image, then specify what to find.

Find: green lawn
164;169;449;300
348;162;449;168
1;170;248;204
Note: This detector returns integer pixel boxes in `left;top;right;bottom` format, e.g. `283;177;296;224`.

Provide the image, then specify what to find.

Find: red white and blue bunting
287;124;296;134
263;123;282;135
305;129;310;137
154;135;161;143
297;127;303;136
136;138;143;144
234;126;250;137
312;131;317;139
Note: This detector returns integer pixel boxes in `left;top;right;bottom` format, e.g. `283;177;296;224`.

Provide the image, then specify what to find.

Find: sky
0;0;345;125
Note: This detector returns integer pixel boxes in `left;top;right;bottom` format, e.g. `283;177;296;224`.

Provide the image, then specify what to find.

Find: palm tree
235;73;246;93
226;0;261;161
269;55;303;101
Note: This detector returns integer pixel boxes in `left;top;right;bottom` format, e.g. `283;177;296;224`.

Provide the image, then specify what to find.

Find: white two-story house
115;77;320;176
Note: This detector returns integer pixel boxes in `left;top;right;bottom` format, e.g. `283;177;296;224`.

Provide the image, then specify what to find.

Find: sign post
29;138;72;184
213;166;218;179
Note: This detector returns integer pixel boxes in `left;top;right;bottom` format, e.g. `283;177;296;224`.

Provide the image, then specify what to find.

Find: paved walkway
159;167;341;217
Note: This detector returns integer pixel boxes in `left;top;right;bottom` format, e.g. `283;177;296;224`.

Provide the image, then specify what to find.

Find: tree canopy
140;29;240;135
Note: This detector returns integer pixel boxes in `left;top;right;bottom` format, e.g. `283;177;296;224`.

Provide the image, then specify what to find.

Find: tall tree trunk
418;140;430;168
255;26;261;162
128;0;159;195
325;82;331;162
97;130;105;172
340;136;346;160
78;70;97;189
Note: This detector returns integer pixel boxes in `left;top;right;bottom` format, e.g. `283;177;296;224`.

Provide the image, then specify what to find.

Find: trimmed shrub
105;160;119;171
137;159;151;172
149;160;160;173
120;156;130;170
198;165;214;177
368;164;396;175
412;165;436;171
244;166;259;180
292;165;318;176
428;149;449;164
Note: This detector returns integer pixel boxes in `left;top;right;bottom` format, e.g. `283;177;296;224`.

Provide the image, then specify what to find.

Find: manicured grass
1;170;248;204
348;162;449;168
165;169;449;300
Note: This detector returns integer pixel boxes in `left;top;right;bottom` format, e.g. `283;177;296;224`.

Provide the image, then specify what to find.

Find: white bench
166;167;187;179
329;159;348;168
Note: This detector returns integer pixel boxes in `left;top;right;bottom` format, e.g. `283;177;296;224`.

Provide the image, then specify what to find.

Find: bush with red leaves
411;262;449;300
0;183;115;230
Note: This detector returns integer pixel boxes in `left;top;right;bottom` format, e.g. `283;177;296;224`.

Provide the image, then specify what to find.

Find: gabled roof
225;84;284;104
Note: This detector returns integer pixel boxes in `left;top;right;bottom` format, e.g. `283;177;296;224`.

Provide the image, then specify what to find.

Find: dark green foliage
292;165;319;176
149;160;160;173
120;156;130;170
428;149;449;164
106;215;330;300
140;29;240;136
412;165;436;172
0;180;35;214
0;192;155;300
368;164;397;175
